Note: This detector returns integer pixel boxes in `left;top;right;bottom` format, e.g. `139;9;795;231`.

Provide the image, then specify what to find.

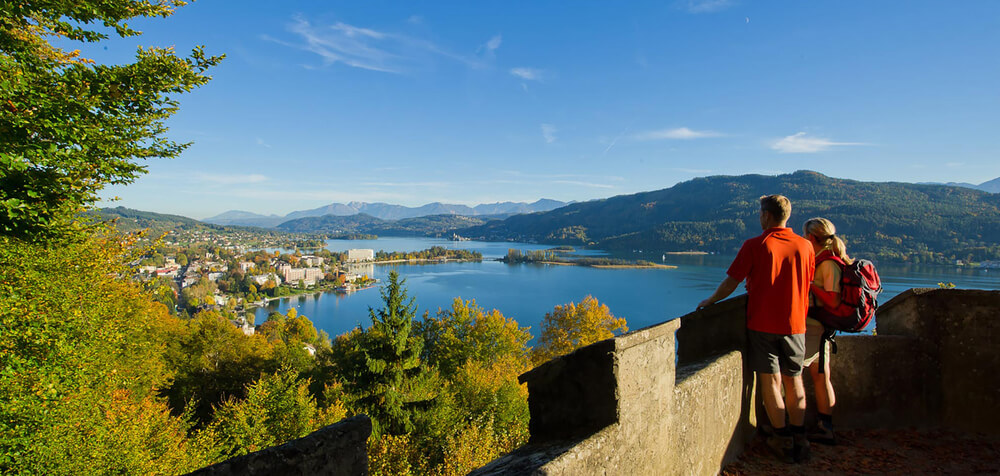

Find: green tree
258;308;325;374
0;1;222;239
163;310;275;425
335;271;438;436
209;369;335;459
180;276;217;311
532;295;628;365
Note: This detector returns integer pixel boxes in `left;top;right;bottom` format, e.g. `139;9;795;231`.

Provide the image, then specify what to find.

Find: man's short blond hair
759;194;791;223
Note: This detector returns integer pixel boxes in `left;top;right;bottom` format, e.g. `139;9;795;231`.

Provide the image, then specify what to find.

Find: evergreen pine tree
349;270;438;435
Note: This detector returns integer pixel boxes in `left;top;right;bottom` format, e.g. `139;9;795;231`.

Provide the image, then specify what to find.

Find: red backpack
811;252;883;333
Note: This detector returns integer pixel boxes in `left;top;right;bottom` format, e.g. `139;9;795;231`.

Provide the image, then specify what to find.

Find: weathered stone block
186;415;371;476
519;339;618;442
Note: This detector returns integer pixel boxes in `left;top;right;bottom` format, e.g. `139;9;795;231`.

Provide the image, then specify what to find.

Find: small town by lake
255;237;1000;341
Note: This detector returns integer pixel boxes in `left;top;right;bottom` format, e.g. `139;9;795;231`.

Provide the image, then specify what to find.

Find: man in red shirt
698;194;815;463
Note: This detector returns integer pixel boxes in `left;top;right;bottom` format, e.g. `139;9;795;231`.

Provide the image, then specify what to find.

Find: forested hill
455;171;1000;264
89;207;209;233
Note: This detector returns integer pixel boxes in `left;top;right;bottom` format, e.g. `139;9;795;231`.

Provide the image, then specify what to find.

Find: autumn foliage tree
532;295;628;365
0;234;214;473
417;298;533;473
162;310;276;425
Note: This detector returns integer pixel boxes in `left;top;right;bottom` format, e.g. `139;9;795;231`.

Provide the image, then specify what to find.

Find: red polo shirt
727;227;814;335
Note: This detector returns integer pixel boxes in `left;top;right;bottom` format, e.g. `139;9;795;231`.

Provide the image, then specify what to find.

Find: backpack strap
815;249;846;269
815;250;845;375
817;328;837;374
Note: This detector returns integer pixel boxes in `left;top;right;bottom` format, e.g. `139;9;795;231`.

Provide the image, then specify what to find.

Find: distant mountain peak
202;199;570;228
915;176;1000;194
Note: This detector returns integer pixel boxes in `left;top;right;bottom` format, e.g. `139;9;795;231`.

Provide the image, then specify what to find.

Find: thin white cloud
271;16;482;73
633;127;723;140
541;124;557;143
495;170;625;182
217;187;412;203
683;0;736;13
510;67;543;81
486;35;502;52
195;173;269;185
406;15;423;25
360;181;451;187
671;168;713;174
603;127;632;155
770;132;867;154
946;162;964;167
551;180;615;189
255;137;271;148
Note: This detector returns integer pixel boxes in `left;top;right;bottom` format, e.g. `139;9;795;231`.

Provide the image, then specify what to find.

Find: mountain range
454;170;1000;264
99;172;1000;264
275;213;493;236
203;199;569;228
920;177;1000;194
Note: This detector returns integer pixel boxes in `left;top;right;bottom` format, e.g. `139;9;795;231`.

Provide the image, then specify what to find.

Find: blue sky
91;1;1000;219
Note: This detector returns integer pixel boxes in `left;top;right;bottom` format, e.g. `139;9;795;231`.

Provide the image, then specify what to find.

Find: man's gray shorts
747;330;805;377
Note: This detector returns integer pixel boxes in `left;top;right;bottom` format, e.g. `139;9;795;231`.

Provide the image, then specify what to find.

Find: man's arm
698;276;741;309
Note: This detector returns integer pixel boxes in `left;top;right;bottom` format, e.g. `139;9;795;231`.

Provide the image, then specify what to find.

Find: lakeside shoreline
519;260;677;270
371;258;483;265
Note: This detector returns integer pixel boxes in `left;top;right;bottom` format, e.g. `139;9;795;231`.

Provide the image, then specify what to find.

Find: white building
278;263;324;286
346;249;375;263
252;273;282;287
299;255;325;267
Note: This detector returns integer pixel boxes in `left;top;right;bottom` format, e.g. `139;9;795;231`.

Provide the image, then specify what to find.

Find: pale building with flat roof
346;249;374;263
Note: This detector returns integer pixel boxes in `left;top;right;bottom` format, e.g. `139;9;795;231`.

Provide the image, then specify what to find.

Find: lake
254;237;1000;340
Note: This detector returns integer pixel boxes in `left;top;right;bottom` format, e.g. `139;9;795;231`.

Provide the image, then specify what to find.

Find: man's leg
781;374;806;426
780;334;810;462
760;371;786;429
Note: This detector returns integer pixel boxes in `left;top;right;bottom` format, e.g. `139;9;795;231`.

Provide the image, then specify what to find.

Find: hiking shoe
808;421;836;446
793;434;812;463
764;435;794;464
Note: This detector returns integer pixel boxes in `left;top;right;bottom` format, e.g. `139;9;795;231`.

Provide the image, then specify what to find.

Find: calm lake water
255;237;1000;340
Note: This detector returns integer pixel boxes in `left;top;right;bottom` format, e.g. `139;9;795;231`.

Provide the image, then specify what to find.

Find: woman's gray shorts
747;329;805;377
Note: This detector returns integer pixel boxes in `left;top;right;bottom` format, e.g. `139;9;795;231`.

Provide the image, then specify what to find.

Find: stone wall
186;415;371;476
474;298;753;475
182;289;999;475
473;288;1000;475
830;288;1000;433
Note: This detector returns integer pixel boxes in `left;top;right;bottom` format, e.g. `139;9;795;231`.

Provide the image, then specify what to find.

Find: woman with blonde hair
801;217;851;445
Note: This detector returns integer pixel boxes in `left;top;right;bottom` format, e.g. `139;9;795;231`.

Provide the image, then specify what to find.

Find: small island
372;246;482;264
501;249;676;269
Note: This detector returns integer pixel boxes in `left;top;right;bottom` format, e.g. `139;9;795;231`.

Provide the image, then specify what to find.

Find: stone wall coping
519;339;616;385
877;287;931;315
878;287;1000;316
614;317;681;351
518;318;681;385
186;415;371;476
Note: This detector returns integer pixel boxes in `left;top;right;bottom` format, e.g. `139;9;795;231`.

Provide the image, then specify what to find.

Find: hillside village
137;246;378;331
